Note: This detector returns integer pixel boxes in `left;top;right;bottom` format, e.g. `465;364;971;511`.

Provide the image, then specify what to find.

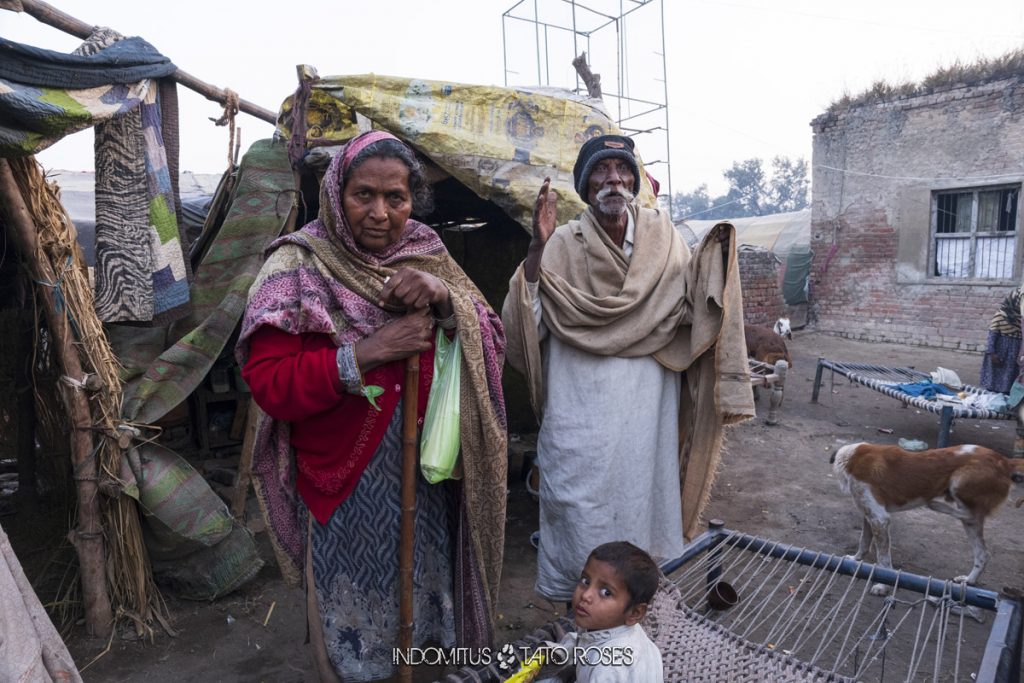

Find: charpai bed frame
443;522;1022;682
810;358;1021;450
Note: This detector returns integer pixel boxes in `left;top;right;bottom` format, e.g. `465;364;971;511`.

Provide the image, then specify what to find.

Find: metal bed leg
938;406;953;448
766;360;787;425
976;597;1023;683
707;520;725;589
811;358;825;403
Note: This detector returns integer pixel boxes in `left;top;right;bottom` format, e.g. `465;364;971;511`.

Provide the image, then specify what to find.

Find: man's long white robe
534;339;685;601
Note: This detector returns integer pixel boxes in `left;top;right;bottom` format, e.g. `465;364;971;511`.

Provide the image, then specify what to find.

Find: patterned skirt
309;405;455;681
980;331;1021;394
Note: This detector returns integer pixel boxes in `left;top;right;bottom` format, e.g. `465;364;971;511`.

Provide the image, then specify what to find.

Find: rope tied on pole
60;373;91;390
33;254;79;335
210;88;240;172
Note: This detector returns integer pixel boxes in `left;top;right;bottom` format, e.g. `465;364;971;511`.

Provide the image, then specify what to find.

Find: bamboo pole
8;0;277;124
0;158;113;637
398;353;420;683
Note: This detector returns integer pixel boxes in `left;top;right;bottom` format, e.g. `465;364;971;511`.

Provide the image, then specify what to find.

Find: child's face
571;558;646;631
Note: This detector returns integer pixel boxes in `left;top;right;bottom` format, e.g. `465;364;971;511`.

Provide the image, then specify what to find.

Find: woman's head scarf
317;130;439;263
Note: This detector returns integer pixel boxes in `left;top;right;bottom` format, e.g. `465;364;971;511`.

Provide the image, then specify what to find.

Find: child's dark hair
588;541;660;607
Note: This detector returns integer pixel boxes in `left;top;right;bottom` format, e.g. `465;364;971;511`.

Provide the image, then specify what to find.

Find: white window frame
929;184;1021;282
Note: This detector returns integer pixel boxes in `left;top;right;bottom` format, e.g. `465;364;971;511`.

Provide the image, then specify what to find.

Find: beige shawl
503;206;754;539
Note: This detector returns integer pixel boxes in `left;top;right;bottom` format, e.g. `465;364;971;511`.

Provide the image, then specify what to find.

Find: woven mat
645;581;852;683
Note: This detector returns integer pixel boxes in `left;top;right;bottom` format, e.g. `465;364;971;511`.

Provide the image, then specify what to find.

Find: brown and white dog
831;442;1023;595
744;323;793;367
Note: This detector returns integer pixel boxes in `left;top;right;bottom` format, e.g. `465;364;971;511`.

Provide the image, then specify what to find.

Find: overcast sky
4;0;1024;196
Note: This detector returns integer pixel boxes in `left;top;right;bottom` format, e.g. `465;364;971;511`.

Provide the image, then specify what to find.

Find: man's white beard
595;186;635;216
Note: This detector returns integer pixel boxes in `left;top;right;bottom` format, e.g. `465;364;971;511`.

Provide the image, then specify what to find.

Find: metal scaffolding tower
502;0;672;208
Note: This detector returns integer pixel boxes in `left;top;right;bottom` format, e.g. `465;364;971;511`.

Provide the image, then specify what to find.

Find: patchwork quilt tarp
1;32;190;323
0;34;175;156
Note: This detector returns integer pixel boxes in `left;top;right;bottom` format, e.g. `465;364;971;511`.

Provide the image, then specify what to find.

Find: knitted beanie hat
572;134;641;200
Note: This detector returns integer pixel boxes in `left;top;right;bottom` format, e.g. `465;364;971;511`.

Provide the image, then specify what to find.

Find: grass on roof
828;47;1024;114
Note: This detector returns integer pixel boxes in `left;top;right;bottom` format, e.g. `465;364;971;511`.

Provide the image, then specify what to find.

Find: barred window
932;185;1019;279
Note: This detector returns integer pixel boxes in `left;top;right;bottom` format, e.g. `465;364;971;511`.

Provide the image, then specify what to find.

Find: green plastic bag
420;327;462;483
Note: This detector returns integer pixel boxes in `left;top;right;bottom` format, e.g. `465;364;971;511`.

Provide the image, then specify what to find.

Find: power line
676;191;756;221
814;164;1024;183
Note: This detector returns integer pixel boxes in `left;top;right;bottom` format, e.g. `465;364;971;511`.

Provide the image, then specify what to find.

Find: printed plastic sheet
278;69;658;232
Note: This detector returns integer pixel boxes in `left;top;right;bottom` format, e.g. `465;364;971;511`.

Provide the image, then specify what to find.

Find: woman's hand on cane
355;308;433;372
380;267;453;319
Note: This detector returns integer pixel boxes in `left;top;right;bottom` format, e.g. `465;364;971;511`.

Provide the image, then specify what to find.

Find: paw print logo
495;643;517;671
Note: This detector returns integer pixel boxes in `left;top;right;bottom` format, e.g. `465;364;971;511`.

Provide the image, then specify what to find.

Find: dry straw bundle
8;155;166;636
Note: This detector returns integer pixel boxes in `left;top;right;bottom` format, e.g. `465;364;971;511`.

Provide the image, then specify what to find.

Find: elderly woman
237;131;507;682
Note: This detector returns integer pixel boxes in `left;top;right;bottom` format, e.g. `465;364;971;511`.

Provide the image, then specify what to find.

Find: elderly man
502;135;754;604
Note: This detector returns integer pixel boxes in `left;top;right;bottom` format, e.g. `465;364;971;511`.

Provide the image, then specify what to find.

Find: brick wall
810;76;1024;350
739;247;786;326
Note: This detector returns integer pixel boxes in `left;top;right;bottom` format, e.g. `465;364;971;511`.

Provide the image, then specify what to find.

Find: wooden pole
8;0;277;124
398;353;420;683
230;399;262;521
0;158;113;637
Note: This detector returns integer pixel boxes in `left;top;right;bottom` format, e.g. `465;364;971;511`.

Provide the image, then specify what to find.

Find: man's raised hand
532;177;558;247
524;178;558;283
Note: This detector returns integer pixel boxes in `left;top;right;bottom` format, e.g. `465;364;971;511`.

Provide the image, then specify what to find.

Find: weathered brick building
810;70;1024;350
738;247;788;326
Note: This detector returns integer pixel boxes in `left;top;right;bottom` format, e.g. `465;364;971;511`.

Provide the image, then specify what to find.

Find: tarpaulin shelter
277;67;660;231
678;209;810;255
678;209;813;307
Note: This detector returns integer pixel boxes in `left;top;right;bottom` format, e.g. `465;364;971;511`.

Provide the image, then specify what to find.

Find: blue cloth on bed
890;381;957;400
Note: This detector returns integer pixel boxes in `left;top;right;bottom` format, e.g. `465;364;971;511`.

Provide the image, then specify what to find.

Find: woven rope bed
442;525;1023;683
440;588;846;683
811;359;1016;448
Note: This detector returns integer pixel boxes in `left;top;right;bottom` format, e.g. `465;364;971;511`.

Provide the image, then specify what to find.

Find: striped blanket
1;31;190;323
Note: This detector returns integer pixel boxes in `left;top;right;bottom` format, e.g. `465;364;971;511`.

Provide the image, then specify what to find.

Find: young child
540;541;664;682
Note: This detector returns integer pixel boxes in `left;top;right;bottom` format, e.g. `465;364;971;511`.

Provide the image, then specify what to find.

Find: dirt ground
20;331;1024;681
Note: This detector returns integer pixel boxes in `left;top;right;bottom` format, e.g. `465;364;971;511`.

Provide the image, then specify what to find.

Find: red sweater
242;326;432;522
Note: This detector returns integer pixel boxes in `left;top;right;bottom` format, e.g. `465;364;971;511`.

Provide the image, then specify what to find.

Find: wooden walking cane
399;352;420;683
